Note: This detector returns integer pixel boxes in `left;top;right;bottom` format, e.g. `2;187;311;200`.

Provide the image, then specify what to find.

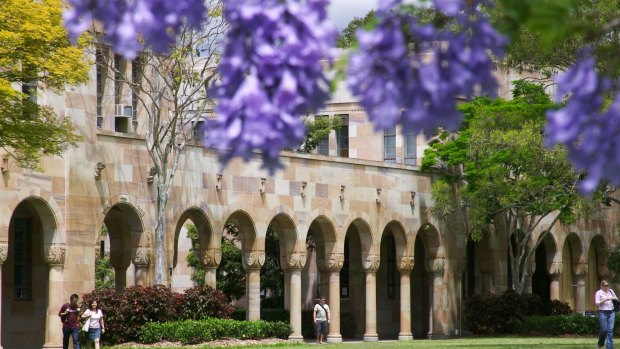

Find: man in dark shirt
58;294;81;349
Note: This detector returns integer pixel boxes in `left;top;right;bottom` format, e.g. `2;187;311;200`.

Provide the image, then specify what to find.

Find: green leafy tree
217;223;245;300
185;223;206;286
95;257;115;289
299;116;341;153
336;10;377;48
260;227;284;308
0;0;89;169
422;81;596;294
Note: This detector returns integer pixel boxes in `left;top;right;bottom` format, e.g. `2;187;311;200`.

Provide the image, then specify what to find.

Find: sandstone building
0;50;616;349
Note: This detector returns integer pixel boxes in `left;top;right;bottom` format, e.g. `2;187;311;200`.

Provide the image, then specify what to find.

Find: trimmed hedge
518;314;614;335
139;318;293;344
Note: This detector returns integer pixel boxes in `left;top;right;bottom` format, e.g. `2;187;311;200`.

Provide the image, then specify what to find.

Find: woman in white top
595;280;617;349
81;300;105;349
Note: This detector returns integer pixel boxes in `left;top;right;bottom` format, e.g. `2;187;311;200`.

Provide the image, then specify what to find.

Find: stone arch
1;193;65;244
303;214;338;312
340;216;374;338
587;234;608;310
559;232;584;310
411;222;443;339
223;209;259;252
171;207;215;292
532;232;556;303
4;196;62;349
103;202;145;290
377;220;409;339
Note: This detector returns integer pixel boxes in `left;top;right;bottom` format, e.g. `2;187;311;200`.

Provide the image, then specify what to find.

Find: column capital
362;254;380;273
203;247;222;268
428;258;445;276
44;243;65;266
327;253;344;272
574;262;588;276
287;251;306;270
242;250;265;270
549;261;562;277
0;241;7;265
133;247;151;267
399;256;414;272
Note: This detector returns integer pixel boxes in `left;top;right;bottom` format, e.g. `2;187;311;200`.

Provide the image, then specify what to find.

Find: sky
328;0;376;29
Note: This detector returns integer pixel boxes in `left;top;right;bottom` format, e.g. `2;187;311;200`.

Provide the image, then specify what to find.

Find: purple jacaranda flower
347;0;506;136
206;0;337;174
546;55;620;193
63;0;206;59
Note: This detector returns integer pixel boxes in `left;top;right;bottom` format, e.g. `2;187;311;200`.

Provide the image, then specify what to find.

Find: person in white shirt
313;298;330;344
595;280;618;349
81;300;105;349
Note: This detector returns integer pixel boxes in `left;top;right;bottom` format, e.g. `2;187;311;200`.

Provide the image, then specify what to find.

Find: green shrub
519;315;605;335
464;290;574;334
177;285;234;320
82;284;233;345
262;308;289;322
138;318;293;344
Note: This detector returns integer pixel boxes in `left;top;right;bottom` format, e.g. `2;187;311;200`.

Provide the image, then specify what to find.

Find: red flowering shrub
177;285;234;320
82;285;233;345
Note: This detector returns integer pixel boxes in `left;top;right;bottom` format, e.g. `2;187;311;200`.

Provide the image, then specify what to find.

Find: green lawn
107;336;599;349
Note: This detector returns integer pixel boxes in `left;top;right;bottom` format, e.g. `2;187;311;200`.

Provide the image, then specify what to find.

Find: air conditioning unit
115;104;125;117
115;104;133;118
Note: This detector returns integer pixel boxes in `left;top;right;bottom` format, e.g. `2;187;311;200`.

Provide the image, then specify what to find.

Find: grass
106;336;599;349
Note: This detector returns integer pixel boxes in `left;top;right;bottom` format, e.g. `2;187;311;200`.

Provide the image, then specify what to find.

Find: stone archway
587;235;608;311
377;221;409;340
171;208;215;292
305;214;340;342
103;203;145;290
411;223;442;339
3;198;63;349
532;234;555;303
560;233;584;311
341;218;374;340
223;210;260;320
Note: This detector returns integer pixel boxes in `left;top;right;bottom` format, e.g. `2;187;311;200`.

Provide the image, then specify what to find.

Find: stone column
283;269;291;310
549;262;562;300
114;268;128;291
428;258;445;339
362;254;380;342
398;256;414;341
133;247;151;285
0;242;8;349
326;253;344;343
574;263;588;315
287;252;306;341
242;251;265;321
203;248;221;288
43;243;66;349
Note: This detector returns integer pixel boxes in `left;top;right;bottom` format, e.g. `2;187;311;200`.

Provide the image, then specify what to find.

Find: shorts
315;320;328;336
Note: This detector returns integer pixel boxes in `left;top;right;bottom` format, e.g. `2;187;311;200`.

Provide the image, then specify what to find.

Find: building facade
0;52;616;349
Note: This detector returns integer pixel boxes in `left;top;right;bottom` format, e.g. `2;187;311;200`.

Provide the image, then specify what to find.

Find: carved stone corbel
399;255;415;272
203;248;222;268
362;254;381;273
0;241;8;265
287;251;307;270
242;251;266;270
44;243;66;266
574;262;588;276
428;258;445;276
549;261;563;277
327;253;344;271
133;247;151;267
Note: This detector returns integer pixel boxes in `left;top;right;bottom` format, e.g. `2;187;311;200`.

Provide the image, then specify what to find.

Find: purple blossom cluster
205;0;336;174
347;0;506;135
63;0;205;58
545;56;620;193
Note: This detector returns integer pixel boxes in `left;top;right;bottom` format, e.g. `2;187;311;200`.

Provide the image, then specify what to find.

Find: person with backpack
313;298;330;344
58;294;81;349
